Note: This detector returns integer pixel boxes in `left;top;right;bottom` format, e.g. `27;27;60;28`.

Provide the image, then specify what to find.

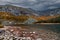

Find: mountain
1;4;60;16
0;5;38;16
38;8;60;16
0;4;60;24
0;5;39;24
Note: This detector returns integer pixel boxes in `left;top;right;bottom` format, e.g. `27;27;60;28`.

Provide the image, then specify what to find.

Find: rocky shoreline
0;26;59;40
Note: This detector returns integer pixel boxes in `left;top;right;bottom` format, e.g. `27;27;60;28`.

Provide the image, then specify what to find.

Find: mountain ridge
38;7;60;16
0;4;39;16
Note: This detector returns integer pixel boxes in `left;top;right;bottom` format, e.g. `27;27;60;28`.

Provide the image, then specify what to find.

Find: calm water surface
10;24;60;33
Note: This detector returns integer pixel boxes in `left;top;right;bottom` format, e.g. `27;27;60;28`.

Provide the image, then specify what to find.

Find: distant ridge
0;4;38;16
38;7;60;16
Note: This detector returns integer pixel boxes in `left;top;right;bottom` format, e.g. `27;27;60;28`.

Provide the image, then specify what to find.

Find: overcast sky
0;0;60;11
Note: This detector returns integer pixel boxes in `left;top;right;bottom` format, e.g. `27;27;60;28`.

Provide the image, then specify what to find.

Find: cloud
0;0;60;11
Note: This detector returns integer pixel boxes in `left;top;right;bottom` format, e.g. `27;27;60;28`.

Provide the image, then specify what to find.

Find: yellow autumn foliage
0;12;29;22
